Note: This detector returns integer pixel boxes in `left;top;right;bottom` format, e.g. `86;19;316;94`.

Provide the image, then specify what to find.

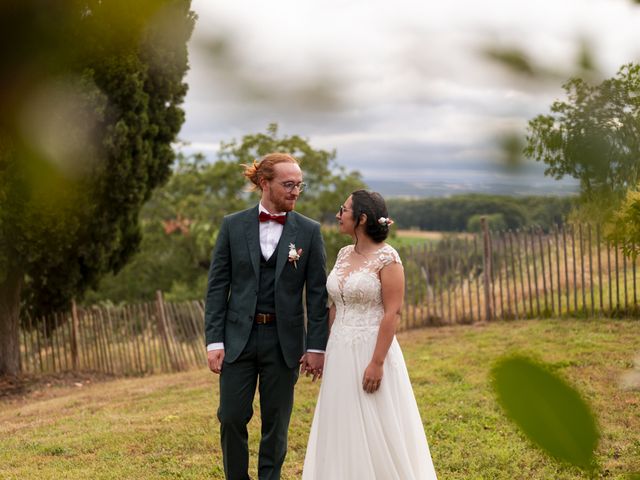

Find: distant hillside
367;178;578;198
386;193;577;232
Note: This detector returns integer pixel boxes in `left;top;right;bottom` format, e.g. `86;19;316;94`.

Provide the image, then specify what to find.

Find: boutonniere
288;243;303;269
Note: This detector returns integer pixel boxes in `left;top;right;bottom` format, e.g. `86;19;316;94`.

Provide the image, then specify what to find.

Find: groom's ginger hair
243;153;299;191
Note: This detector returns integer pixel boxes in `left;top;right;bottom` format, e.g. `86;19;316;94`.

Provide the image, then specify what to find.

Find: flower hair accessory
378;217;394;227
288;243;302;269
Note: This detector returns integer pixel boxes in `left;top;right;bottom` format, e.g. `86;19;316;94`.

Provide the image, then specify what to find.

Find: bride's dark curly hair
350;190;390;244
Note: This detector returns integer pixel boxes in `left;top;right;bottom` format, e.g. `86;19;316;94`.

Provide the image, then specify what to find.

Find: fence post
481;217;493;321
156;290;180;371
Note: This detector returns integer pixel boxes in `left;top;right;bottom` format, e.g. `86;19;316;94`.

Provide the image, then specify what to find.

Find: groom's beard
272;195;298;213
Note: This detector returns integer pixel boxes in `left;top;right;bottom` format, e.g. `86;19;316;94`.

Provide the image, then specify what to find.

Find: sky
178;0;640;197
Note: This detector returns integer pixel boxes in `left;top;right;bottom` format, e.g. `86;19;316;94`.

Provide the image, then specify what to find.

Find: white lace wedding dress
302;244;437;479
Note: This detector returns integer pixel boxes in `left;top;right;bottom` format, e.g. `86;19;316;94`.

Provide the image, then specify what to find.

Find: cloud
179;0;640;194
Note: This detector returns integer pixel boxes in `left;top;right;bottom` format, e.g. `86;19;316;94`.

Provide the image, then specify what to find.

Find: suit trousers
218;322;299;480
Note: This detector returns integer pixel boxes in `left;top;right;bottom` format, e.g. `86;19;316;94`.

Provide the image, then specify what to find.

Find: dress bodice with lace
326;244;402;345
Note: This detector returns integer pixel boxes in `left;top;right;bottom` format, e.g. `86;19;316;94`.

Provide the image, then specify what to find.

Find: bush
467;213;507;232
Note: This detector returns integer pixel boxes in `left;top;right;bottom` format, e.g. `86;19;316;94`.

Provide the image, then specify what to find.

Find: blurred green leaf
575;39;598;78
484;47;536;76
491;355;599;470
498;131;525;171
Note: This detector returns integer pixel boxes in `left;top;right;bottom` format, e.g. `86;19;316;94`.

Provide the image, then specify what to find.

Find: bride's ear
359;213;367;224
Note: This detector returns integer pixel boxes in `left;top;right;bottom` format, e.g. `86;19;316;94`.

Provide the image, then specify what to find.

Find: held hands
300;352;325;382
362;360;383;394
207;349;225;374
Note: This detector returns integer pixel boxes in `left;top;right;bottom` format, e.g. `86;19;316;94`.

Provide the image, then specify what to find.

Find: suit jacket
204;205;329;368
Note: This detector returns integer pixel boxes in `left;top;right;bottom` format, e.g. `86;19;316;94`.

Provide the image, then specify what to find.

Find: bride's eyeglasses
338;205;351;216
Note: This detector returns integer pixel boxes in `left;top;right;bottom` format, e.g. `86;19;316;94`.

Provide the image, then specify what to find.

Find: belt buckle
256;313;268;324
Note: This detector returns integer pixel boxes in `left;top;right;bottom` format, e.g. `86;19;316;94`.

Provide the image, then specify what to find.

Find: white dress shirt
207;203;323;354
258;202;285;260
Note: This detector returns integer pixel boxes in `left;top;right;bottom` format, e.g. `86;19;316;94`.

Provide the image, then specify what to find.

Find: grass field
388;229;466;249
1;318;638;479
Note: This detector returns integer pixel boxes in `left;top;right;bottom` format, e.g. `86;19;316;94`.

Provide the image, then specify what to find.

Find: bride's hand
362;361;383;394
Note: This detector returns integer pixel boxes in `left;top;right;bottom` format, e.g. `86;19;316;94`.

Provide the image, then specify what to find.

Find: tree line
386;194;576;232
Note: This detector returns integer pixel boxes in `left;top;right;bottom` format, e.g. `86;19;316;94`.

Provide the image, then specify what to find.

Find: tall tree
87;126;365;304
85;152;248;304
218;123;365;223
525;63;640;207
0;0;195;375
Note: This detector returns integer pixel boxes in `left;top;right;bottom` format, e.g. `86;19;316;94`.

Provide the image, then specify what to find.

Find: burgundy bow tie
259;211;287;225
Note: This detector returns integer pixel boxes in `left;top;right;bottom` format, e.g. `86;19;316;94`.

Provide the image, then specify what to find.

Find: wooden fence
17;222;640;375
18;292;206;375
397;221;640;330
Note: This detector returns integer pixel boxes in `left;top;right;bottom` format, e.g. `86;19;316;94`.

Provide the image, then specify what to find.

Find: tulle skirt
302;326;438;479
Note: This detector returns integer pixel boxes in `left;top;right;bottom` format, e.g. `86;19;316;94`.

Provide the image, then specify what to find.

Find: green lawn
1;319;638;479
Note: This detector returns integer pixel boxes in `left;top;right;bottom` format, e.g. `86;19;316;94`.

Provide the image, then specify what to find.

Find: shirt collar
259;202;286;217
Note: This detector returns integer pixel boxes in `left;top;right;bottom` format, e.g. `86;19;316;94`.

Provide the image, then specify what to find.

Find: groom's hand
208;349;225;374
301;352;324;382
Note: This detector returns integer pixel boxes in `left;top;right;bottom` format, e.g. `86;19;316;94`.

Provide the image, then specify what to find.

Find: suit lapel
275;211;299;284
244;205;261;284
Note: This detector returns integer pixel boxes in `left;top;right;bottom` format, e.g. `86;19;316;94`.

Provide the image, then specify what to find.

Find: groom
204;152;328;480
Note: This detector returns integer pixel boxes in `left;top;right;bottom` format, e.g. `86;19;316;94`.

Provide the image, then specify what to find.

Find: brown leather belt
255;313;276;324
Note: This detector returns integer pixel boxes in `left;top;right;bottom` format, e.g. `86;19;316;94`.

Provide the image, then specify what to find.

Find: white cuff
207;343;224;351
306;349;325;354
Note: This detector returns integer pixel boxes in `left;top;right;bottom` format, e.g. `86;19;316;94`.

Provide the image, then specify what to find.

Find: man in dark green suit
205;153;328;480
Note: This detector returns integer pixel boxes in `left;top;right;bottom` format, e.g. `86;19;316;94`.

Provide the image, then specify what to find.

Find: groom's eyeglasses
280;181;307;193
339;205;351;216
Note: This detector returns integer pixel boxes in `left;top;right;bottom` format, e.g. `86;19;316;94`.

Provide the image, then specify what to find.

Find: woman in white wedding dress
302;190;437;480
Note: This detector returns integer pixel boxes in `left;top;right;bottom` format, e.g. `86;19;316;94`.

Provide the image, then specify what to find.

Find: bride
302;190;438;479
